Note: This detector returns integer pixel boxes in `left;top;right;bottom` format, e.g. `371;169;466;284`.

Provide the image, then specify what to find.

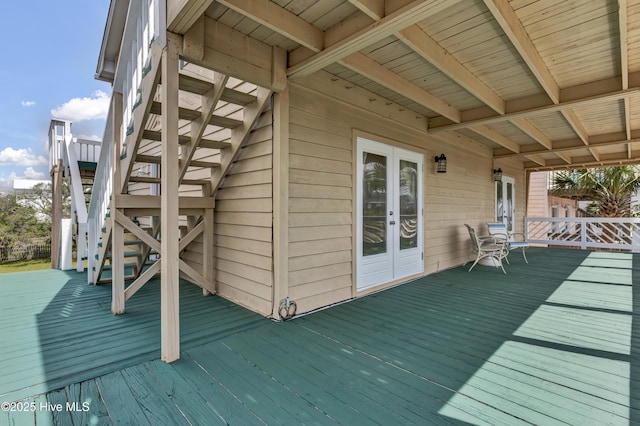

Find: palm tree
551;166;640;217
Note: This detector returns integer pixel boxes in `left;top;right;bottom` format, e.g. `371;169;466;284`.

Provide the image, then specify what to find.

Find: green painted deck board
3;248;640;424
0;271;265;403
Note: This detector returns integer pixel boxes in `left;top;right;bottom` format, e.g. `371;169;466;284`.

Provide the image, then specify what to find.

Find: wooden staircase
90;37;273;313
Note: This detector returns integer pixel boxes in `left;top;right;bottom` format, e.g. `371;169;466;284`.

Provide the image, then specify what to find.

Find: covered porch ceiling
164;0;640;171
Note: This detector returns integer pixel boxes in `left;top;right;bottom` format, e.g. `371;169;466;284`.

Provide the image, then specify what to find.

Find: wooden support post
161;34;181;363
111;92;125;315
272;86;290;317
51;159;64;269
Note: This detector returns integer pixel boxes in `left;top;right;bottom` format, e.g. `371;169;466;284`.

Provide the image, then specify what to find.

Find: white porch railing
526;217;640;252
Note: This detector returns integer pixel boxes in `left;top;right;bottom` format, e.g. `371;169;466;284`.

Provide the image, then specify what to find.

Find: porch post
111;92;125;315
51;159;63;269
272;86;290;317
161;33;181;362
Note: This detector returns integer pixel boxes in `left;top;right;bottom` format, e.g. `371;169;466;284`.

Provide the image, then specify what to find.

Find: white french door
495;176;515;235
356;138;423;290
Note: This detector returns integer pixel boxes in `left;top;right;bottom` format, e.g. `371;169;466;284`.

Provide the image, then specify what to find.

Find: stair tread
142;127;232;149
177;74;257;105
149;102;242;130
135;154;221;169
129;176;211;185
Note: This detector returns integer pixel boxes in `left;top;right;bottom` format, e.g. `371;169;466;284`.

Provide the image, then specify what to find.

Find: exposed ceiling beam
619;0;632;140
429;86;640;133
524;150;640;171
470;125;520;153
217;0;323;52
219;0;461;122
287;0;458;78
561;110;589;145
396;25;505;115
524;154;545;167
348;0;385;20
339;53;461;122
495;130;640;158
482;0;559;104
510;117;552;150
554;151;572;164
561;109;602;161
168;0;214;33
620;0;629;91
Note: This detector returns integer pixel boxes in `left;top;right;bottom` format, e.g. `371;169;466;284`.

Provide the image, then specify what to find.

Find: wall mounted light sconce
493;168;503;182
434;154;447;173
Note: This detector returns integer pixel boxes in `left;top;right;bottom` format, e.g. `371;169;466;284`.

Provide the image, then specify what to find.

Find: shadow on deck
0;271;265;404
2;247;640;425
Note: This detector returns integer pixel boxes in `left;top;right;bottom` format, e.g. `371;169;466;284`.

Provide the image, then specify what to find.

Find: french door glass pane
399;160;418;250
362;152;387;256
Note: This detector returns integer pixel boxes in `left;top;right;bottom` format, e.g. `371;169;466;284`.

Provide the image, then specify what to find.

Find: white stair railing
87;108;113;284
87;0;164;283
526;217;640;252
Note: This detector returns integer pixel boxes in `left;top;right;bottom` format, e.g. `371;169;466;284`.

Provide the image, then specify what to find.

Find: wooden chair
486;222;529;264
464;224;507;274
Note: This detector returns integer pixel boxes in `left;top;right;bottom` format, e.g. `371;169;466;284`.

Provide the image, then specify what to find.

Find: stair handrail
87;103;114;281
87;0;165;283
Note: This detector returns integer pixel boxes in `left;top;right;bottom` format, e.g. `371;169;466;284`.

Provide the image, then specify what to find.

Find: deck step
177;74;257;105
149;101;242;129
129;176;211;186
135;154;221;169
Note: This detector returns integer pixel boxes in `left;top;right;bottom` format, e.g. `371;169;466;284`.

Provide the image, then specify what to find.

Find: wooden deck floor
0;270;265;404
2;248;639;425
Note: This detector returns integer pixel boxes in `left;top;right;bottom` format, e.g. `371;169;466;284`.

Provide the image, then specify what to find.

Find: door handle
390;220;396;225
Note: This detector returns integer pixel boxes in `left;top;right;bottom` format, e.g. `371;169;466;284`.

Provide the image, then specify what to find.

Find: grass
0;258;52;273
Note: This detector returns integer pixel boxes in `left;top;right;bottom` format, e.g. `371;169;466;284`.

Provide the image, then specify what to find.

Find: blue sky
0;1;111;191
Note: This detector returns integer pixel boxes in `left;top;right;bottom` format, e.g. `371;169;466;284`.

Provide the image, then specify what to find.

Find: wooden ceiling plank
340;53;461;122
397;25;506;115
482;0;560;104
588;147;601;161
288;0;460;78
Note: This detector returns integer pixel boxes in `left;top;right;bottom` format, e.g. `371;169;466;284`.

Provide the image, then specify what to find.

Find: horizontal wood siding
289;81;526;314
288;92;354;313
214;108;274;316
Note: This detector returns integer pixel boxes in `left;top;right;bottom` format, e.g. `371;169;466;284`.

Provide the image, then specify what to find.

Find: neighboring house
13;179;52;221
90;0;640;361
527;171;579;219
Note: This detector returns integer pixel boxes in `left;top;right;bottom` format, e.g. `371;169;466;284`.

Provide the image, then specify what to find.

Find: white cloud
51;90;110;121
0;147;48;166
21;100;36;107
23;167;46;179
